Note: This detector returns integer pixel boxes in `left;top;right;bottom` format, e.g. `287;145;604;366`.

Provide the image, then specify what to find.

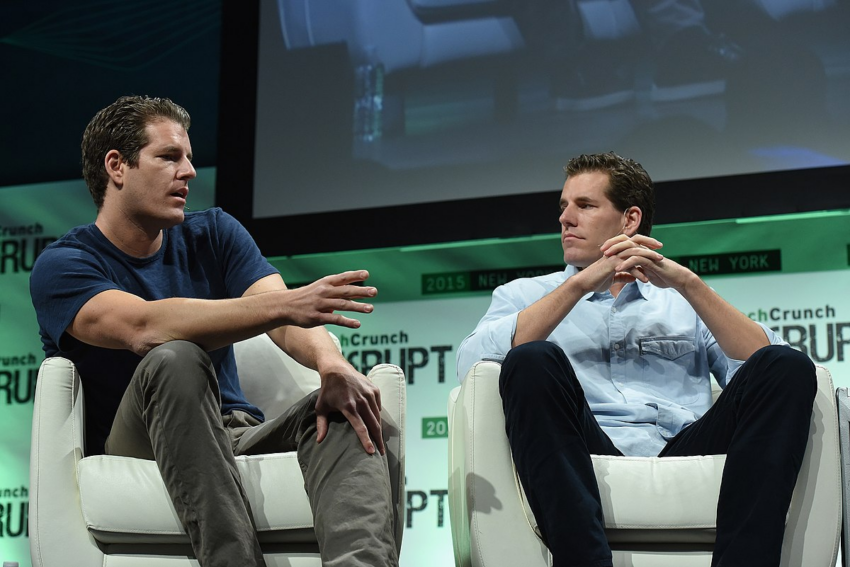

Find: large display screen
217;0;850;256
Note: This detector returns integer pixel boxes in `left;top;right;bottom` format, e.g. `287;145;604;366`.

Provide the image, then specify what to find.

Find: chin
563;249;592;269
161;210;185;228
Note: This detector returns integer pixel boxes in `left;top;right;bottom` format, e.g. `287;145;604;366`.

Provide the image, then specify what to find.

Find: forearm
678;274;770;360
513;278;585;347
267;324;350;377
71;290;292;356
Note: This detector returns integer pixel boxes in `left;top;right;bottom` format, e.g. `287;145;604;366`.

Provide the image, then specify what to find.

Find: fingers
340;406;384;455
316;375;385;454
316;414;328;444
606;243;664;264
367;391;385;455
613;254;653;275
298;270;378;328
630;234;663;250
600;234;663;254
325;270;371;285
612;272;638;285
341;409;376;454
322;271;377;298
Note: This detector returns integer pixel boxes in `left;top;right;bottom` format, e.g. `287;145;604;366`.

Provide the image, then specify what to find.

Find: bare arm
67;270;376;356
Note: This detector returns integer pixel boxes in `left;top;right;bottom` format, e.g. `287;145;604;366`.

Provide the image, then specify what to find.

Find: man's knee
747;345;817;400
144;340;209;364
500;340;579;402
138;340;216;396
502;341;566;377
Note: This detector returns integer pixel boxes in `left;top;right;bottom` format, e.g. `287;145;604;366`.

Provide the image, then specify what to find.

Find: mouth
171;187;189;201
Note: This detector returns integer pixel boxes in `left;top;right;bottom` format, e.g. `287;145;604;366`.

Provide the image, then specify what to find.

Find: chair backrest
233;333;333;420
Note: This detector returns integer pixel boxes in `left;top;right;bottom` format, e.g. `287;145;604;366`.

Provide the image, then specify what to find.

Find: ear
104;150;125;188
623;206;642;236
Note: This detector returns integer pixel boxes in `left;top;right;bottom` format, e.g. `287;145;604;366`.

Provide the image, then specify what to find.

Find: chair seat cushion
516;454;727;544
593;454;726;532
78;452;315;544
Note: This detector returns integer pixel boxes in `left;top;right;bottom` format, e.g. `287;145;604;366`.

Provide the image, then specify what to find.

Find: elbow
126;324;169;357
129;336;161;358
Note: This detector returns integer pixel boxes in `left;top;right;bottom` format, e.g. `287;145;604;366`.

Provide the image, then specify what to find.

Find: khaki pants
105;340;399;567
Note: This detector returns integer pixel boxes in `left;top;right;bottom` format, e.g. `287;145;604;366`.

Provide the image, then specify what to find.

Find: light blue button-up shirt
456;266;786;457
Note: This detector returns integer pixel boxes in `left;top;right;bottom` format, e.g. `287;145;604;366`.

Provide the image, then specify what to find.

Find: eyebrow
560;195;597;207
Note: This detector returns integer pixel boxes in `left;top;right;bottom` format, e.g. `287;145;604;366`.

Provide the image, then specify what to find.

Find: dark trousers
499;341;816;567
105;340;399;567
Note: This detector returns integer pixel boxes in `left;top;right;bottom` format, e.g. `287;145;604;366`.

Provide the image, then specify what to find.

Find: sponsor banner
709;270;850;387
672;249;782;276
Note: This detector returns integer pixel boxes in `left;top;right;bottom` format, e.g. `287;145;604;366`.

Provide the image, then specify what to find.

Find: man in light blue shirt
456;152;815;567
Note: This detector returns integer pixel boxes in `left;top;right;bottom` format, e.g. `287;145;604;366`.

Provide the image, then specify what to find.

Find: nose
559;204;575;227
179;158;197;180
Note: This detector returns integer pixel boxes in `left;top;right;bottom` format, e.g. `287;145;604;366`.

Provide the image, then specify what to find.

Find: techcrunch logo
748;304;849;363
406;487;448;529
338;331;409;347
0;486;28;538
0;352;40;405
748;304;836;322
0;223;45;236
339;330;452;385
0;222;57;274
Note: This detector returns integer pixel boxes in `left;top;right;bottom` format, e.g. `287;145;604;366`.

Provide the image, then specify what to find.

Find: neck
95;208;164;258
609;282;626;298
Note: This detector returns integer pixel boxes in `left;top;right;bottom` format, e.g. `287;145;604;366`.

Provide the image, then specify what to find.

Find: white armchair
448;361;840;567
29;333;406;567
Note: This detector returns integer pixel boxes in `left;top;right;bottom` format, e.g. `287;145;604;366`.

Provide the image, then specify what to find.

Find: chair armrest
448;361;548;567
235;333;323;419
30;358;103;567
780;364;841;566
368;363;407;553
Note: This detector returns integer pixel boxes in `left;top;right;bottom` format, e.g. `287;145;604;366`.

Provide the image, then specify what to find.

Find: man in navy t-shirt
30;95;398;567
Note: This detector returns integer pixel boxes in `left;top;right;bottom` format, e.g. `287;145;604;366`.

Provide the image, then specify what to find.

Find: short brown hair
81;95;191;209
564;152;655;236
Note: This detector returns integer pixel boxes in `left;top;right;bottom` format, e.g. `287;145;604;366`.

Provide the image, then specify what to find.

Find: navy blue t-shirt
30;208;279;455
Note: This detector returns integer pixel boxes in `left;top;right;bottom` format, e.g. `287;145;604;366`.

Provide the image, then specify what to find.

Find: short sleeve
209;209;279;297
30;243;120;353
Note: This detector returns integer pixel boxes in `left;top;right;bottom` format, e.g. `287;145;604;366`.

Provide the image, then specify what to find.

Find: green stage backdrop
1;172;848;566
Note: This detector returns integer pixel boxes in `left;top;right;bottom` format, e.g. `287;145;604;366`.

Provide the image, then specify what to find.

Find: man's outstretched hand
283;270;377;329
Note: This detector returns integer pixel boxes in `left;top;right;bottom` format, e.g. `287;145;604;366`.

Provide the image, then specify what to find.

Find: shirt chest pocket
639;336;695;360
638;336;700;403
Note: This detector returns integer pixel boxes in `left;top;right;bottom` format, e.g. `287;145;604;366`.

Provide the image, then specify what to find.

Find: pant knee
745;345;817;404
500;341;583;407
138;340;218;398
144;339;209;365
